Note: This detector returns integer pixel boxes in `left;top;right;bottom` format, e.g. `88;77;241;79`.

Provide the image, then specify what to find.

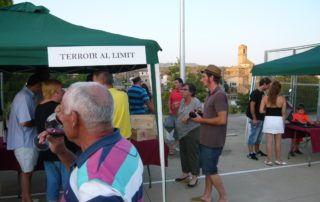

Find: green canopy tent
0;2;167;201
250;45;320;121
251;46;320;76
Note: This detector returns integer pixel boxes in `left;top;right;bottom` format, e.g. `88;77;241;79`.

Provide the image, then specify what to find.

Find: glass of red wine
33;113;65;151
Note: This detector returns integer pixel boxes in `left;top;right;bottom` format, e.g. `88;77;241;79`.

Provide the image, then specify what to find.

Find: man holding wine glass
38;82;144;202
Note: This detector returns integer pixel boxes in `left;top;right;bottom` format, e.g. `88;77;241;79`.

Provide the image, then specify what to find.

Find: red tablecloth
0;137;43;171
131;139;169;167
283;124;320;153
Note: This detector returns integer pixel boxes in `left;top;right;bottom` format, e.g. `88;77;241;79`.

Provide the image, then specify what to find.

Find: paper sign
48;46;146;67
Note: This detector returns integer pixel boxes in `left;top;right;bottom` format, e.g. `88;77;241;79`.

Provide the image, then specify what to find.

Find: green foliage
236;93;249;113
0;0;12;7
229;106;239;114
186;70;207;102
161;91;170;115
50;73;87;88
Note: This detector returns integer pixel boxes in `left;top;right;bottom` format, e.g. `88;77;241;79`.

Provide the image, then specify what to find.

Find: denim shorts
199;144;222;175
247;119;264;145
44;161;69;201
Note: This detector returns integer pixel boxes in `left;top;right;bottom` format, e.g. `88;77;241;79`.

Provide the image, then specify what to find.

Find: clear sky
14;0;320;67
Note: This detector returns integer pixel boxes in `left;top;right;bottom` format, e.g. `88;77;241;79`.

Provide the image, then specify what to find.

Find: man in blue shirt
7;74;43;202
128;76;154;114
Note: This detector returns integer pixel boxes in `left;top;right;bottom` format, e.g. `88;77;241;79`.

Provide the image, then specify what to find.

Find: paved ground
1;114;320;202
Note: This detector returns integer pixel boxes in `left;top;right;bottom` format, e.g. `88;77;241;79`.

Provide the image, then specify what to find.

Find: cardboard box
130;114;157;141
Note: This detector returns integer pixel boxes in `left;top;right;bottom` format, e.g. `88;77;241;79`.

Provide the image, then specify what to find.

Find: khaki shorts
14;147;39;173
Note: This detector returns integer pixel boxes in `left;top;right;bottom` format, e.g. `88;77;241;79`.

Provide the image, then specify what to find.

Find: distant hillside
160;63;200;67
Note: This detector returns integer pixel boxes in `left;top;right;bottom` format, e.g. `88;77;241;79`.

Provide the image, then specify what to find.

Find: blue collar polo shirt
62;129;144;202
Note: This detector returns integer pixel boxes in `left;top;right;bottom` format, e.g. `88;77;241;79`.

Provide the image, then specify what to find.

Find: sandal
264;161;273;166
275;160;287;165
169;149;175;155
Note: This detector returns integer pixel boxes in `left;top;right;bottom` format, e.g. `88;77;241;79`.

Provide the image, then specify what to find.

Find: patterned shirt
128;85;150;114
7;87;37;150
62;129;143;202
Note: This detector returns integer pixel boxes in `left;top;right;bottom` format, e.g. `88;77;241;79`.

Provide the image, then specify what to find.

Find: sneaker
294;150;303;155
247;153;258;160
257;151;267;157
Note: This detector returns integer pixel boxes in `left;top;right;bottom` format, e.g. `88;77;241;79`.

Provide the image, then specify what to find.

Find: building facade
224;44;254;94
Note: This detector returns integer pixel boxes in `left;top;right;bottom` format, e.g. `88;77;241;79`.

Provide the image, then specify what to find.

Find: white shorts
262;116;284;134
14;147;39;173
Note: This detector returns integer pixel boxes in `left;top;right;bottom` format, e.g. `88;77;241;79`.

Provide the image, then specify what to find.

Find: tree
0;0;13;7
236;93;249;113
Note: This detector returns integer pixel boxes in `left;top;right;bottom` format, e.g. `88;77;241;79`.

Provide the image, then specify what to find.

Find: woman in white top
260;81;287;166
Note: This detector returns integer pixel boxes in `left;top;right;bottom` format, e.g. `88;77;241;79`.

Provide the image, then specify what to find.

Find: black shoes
247;153;258;160
257;151;267;157
187;179;198;188
175;176;189;182
294;150;303;155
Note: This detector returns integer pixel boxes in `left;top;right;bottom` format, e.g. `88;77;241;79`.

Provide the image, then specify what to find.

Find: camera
189;110;203;118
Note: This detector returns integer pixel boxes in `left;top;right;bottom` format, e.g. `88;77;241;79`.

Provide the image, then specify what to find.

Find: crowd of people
6;71;152;202
246;78;316;166
4;65;315;202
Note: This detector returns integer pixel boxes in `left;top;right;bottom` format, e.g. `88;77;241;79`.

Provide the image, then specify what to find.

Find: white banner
48;46;146;67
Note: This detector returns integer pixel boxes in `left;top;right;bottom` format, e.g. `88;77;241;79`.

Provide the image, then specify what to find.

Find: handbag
163;114;176;133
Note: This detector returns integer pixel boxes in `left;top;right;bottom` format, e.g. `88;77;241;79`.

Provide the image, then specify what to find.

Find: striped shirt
62;129;144;202
128;85;150;114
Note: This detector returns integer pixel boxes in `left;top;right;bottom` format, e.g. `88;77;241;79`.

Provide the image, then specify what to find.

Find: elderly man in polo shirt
38;82;143;202
191;65;229;202
7;74;43;202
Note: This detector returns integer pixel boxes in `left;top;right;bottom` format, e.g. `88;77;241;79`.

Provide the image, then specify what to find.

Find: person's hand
180;114;189;124
253;119;258;127
191;113;202;123
38;131;66;155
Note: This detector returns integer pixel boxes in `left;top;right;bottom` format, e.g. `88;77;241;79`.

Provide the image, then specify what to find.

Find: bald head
62;82;114;128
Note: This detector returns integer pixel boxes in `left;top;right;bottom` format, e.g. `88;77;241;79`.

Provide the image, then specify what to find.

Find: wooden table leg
147;165;152;188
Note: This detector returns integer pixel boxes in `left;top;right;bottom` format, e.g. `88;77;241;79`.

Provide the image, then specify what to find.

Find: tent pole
153;63;166;202
0;73;3;111
317;81;320;121
179;0;186;81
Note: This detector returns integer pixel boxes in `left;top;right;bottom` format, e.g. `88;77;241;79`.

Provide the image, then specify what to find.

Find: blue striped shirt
128;85;150;114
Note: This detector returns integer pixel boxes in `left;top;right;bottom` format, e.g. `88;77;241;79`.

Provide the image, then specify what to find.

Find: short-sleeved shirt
169;89;183;115
7;87;38;150
128;85;150;114
246;89;265;121
200;87;228;148
293;113;309;123
175;98;201;139
62;129;143;202
109;88;132;138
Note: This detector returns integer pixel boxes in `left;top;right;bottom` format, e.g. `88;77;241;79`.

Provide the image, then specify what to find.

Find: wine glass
33;113;65;151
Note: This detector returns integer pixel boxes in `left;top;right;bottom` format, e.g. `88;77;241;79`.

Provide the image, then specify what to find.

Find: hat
201;65;221;78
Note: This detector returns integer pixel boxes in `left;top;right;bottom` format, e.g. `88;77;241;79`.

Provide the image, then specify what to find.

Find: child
290;104;314;156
